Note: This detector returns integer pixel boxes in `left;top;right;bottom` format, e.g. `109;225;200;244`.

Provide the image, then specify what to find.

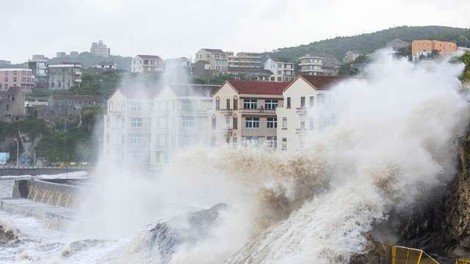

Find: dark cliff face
394;131;470;261
351;131;470;263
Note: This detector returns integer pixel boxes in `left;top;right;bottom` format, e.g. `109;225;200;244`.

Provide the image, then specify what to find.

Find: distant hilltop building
195;48;228;73
227;52;264;69
90;40;110;57
298;53;339;76
56;52;66;58
0;60;11;67
28;55;48;89
386;39;409;51
411;40;457;61
264;58;295;82
131;55;164;73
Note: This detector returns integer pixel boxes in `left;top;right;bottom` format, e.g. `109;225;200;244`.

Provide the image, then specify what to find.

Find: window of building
130;118;143;127
233;116;238;129
267;137;277;149
309;96;315;108
300;97;305;108
158;135;166;146
182;100;192;112
233;98;238;110
267;118;277;128
13;77;17;82
182;116;195;128
129;134;142;144
245;117;259;128
282;138;287;150
265;100;278;110
277;77;282;81
226;99;230;109
287;97;291;108
282;117;287;129
215;97;220;110
244;99;257;109
212;115;216;129
129;102;143;111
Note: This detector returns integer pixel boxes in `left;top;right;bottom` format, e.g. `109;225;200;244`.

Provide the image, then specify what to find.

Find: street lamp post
14;138;19;169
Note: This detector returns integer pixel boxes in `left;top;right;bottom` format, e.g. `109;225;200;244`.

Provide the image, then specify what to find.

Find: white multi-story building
131;55;164;73
103;84;217;170
264;58;295;82
195;49;228;73
298;53;339;76
276;75;341;151
150;84;217;169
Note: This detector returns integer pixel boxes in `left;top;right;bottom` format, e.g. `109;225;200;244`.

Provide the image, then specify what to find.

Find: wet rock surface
0;223;18;243
147;203;228;263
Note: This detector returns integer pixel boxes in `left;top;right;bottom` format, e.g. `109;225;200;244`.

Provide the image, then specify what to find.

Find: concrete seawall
12;179;81;209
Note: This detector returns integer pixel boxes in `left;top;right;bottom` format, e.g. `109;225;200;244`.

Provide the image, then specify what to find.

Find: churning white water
1;51;468;263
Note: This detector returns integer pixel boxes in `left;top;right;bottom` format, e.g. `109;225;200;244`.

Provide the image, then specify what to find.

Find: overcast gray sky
1;0;469;63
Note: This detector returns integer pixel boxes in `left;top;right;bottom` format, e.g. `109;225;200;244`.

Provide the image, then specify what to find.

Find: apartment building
276;75;342;151
48;63;82;90
212;80;289;148
90;40;110;57
298;53;339;76
131;55;164;73
103;89;155;167
103;84;217;169
0;69;35;93
343;50;363;63
195;49;228;73
150;84;217;169
386;39;409;51
28;56;48;89
228;52;264;69
411;40;457;61
264;58;295;82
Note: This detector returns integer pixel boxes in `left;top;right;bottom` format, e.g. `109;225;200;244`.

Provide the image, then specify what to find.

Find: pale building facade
228;52;264;69
150;84;217;169
195;49;228;73
0;69;35;93
103;85;217;170
411;40;457;61
131;55;164;73
298;53;339;76
211;80;289;148
48;64;82;90
264;58;295;82
103;89;155;167
276;75;341;151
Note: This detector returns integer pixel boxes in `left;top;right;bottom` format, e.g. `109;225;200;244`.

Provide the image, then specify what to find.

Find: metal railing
392;246;440;264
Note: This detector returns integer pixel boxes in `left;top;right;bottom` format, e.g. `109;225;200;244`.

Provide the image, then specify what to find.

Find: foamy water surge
2;52;467;263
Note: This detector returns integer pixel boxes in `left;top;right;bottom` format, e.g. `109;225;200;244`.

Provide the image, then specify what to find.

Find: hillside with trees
269;26;470;61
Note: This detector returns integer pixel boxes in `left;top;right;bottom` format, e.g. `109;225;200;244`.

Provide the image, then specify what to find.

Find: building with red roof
276;75;343;151
211;80;290;147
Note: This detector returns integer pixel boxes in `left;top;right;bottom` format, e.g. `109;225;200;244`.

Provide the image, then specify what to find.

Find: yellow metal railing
392;246;440;264
456;259;470;264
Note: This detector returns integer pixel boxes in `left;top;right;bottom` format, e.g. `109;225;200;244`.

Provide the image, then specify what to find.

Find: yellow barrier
392;246;439;264
456;259;470;264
